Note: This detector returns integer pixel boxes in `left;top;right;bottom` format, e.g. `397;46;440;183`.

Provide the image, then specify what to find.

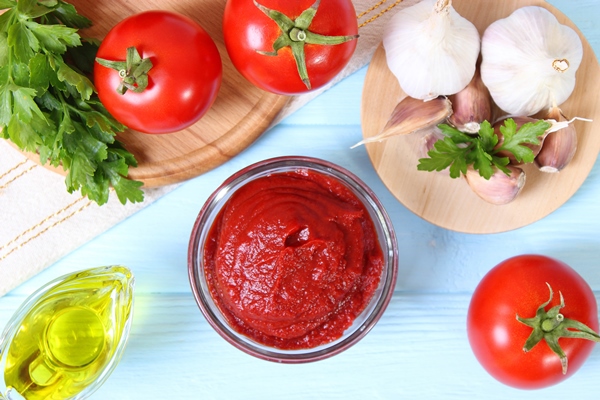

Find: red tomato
94;11;222;134
223;0;358;95
467;254;599;389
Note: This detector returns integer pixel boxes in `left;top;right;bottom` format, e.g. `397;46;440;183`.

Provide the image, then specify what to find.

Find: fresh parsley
417;119;551;179
0;0;144;205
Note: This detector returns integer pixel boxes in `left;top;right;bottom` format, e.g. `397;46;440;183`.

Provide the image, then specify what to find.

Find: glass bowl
188;156;398;363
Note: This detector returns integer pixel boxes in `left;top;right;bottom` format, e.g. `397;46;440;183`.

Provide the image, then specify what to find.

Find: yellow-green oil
2;266;134;400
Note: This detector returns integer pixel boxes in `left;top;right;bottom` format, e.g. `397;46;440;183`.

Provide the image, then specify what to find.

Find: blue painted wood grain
1;1;599;398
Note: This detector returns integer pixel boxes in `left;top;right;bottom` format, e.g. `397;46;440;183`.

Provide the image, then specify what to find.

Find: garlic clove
419;125;445;159
418;126;451;176
535;107;577;172
465;165;525;205
493;116;548;164
352;96;452;148
481;6;583;116
382;0;480;100
448;66;492;134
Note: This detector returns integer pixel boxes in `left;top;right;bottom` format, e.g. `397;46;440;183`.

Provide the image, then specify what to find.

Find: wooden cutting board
21;0;289;187
360;0;600;234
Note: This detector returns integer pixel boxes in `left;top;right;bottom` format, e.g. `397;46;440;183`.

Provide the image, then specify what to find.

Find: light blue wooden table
1;1;599;398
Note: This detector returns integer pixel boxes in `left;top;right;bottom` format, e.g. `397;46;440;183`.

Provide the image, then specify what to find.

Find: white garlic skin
382;0;480;100
481;6;583;116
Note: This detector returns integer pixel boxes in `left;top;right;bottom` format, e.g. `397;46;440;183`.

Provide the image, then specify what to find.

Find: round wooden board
22;0;289;187
361;0;600;234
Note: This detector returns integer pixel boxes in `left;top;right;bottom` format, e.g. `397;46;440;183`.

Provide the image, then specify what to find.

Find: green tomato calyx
96;47;153;95
253;0;358;90
516;283;600;375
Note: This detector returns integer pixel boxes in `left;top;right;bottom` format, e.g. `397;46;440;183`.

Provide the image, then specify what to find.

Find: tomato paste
203;169;384;349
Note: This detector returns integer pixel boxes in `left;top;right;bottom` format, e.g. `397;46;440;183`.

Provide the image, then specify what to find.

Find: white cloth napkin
0;0;418;296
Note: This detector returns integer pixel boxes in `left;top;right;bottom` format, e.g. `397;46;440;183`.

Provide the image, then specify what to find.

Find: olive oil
0;266;135;400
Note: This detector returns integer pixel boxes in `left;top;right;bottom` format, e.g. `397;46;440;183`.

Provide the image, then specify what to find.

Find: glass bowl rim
187;156;398;363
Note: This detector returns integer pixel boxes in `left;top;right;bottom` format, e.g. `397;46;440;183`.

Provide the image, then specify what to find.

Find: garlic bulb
382;0;480;101
481;6;583;116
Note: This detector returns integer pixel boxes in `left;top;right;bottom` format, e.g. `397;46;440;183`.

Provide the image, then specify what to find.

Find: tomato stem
96;47;153;95
290;28;307;42
253;0;358;90
516;283;600;375
541;313;564;332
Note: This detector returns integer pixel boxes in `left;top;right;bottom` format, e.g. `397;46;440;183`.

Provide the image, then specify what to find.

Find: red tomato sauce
203;169;384;349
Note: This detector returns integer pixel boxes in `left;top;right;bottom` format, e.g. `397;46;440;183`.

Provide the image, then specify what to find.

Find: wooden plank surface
1;1;600;399
2;292;600;398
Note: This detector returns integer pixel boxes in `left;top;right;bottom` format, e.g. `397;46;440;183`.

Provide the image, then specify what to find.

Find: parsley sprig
417;118;551;179
0;0;143;205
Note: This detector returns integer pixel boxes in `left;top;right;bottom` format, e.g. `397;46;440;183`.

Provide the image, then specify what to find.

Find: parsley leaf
0;32;8;64
50;1;92;29
497;118;551;164
8;20;39;62
0;0;16;10
418;119;551;180
417;136;471;178
0;1;143;205
25;20;82;53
